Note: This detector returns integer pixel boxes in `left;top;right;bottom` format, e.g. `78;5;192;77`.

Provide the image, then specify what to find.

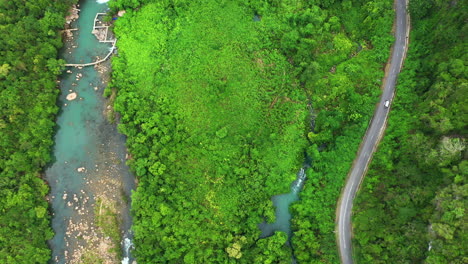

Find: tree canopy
109;0;397;262
353;1;467;263
0;0;76;262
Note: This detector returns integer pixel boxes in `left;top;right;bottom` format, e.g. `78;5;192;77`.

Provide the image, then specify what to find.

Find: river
45;0;135;263
258;164;308;264
258;167;307;240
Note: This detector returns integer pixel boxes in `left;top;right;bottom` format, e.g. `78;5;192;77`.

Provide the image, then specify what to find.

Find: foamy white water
292;168;306;193
121;237;134;264
97;0;110;4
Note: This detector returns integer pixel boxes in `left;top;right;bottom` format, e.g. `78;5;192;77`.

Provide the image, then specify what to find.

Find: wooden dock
64;13;116;67
64;40;116;67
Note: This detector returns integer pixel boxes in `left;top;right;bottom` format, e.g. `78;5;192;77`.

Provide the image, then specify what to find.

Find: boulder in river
66;92;77;101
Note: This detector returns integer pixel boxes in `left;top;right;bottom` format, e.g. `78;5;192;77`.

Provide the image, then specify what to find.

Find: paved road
336;0;410;263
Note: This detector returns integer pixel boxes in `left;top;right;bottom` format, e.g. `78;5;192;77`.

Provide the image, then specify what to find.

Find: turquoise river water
258;166;307;240
45;0;135;263
45;1;308;262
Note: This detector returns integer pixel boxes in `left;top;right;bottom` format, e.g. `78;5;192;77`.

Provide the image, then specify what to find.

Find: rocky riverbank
47;1;135;263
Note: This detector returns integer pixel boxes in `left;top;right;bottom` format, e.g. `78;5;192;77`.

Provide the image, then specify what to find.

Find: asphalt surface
336;0;410;263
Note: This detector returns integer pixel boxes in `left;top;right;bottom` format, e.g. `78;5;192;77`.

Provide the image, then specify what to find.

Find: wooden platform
64;12;117;67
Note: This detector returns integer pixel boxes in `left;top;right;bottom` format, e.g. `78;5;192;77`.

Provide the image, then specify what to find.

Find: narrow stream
46;0;135;263
258;107;314;263
258;162;309;264
258;166;308;240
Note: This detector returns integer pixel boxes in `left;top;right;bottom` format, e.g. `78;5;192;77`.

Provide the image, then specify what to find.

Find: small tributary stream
258;165;308;240
258;108;314;263
258;163;308;263
46;0;135;263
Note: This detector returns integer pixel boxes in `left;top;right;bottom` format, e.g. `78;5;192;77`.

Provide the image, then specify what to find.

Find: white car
384;100;390;108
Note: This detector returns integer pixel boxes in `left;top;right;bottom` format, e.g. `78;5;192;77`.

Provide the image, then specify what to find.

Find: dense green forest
109;0;395;262
0;0;75;262
109;1;307;262
1;0;464;263
353;0;467;263
286;1;394;262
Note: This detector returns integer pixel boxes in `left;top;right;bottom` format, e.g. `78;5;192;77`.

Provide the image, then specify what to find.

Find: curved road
336;0;410;263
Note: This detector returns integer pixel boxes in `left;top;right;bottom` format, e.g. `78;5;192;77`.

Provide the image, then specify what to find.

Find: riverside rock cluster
53;148;131;263
65;5;80;25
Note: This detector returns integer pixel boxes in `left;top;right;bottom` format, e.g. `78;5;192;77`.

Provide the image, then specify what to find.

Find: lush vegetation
0;0;75;262
109;1;308;262
109;0;395;263
2;0;463;263
353;0;467;263
94;198;122;258
283;1;395;262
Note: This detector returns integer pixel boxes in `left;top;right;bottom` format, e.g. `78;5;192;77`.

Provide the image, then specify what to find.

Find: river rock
65;5;79;24
66;92;77;101
77;167;86;172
